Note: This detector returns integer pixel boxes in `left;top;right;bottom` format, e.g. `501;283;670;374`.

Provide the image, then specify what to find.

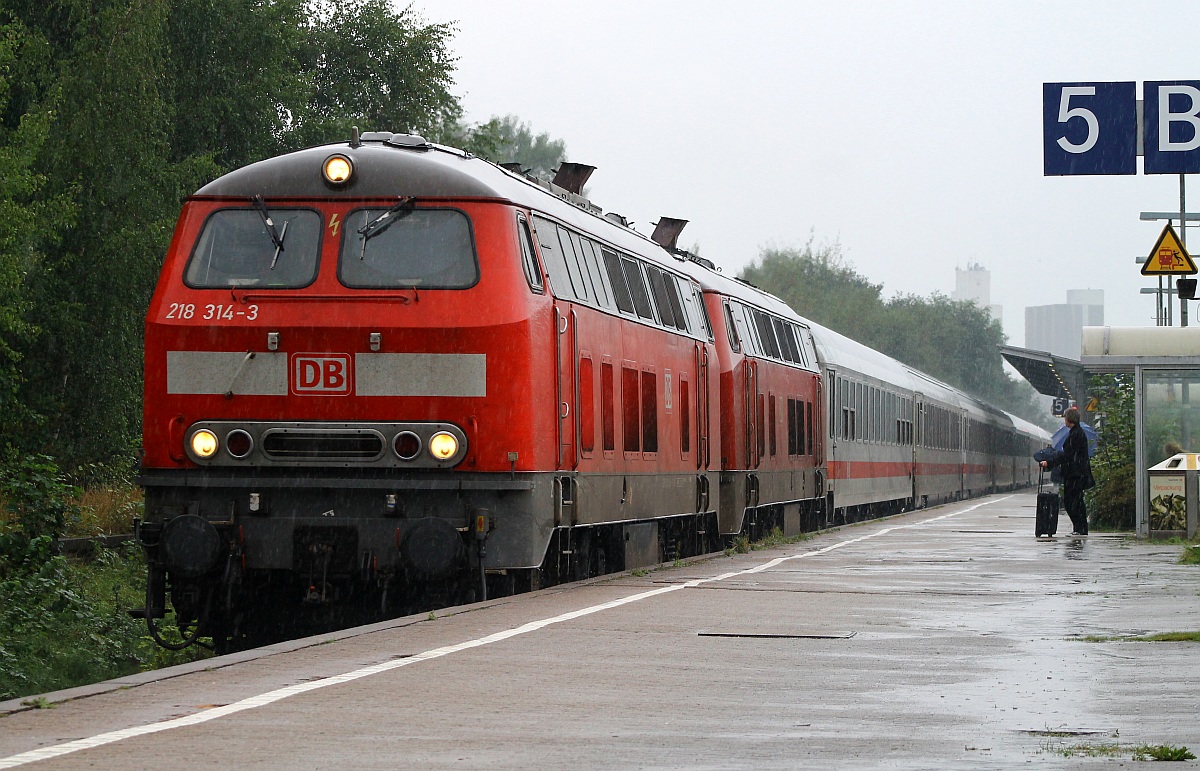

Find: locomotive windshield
184;208;321;288
338;208;478;289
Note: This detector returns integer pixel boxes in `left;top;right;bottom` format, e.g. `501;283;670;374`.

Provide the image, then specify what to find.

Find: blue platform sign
1043;81;1137;175
1144;81;1200;174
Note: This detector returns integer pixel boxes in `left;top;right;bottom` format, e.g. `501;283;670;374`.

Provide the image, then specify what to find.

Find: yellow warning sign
1141;223;1198;275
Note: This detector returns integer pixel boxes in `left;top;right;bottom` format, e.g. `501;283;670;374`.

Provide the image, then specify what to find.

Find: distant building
952;264;1003;323
1025;290;1105;359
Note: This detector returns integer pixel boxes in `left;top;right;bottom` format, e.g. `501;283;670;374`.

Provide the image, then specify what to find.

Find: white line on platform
0;496;1010;769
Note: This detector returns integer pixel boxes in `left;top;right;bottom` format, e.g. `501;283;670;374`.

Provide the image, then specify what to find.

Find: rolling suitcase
1035;470;1059;537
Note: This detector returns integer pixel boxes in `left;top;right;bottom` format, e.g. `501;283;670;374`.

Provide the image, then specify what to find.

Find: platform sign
1043;82;1137;175
1144;81;1200;174
1141;222;1198;275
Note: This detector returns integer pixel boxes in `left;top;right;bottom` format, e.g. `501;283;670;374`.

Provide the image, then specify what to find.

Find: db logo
291;354;353;395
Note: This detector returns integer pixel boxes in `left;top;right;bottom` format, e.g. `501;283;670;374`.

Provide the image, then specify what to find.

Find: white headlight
428;432;459;461
190;429;219;459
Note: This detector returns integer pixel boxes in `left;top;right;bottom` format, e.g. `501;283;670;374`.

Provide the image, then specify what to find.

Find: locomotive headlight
428;431;459;461
190;429;219;459
322;154;353;185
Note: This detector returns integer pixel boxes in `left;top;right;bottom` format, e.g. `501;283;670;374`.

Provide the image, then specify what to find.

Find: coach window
828;371;837;438
622;257;655;321
186;208;322;289
516;215;543;293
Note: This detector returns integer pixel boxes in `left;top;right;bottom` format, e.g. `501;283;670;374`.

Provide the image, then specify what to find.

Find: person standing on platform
1040;407;1093;536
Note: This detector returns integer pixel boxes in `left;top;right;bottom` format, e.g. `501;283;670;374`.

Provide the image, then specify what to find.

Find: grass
1040;740;1123;758
724;527;814;556
0;542;212;701
1040;740;1194;760
1134;744;1197;761
1080;631;1200;643
68;487;143;538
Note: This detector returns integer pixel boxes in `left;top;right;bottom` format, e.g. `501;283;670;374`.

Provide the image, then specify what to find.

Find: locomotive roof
195;136;525;200
195;134;1045;440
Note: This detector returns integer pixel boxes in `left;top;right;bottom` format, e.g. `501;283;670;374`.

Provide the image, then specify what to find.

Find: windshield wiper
358;196;415;259
251;195;287;268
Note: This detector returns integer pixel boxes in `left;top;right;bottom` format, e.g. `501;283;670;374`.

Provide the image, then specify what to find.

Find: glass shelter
1081;327;1200;537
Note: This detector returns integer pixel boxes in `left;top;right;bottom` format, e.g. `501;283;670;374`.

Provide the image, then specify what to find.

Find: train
133;129;1050;650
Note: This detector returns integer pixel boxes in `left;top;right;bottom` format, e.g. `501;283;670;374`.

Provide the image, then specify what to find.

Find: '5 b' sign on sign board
1043;81;1200;175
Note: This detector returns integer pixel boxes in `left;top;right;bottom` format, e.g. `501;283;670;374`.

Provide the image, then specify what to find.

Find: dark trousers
1063;479;1088;534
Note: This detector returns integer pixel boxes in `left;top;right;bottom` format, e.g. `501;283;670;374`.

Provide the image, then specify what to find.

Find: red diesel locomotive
135;130;1046;649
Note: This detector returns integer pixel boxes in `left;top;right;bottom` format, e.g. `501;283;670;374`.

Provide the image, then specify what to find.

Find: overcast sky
419;0;1200;345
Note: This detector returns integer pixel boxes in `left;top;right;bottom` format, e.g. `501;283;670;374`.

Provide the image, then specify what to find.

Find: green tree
742;240;1048;426
0;18;60;446
741;238;885;344
1087;374;1135;529
2;0;464;477
286;0;461;150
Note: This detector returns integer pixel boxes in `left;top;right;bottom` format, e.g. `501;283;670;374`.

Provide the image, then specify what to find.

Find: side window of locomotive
753;311;782;360
517;215;543;293
555;224;592;302
602;249;635;314
773;317;797;363
645;266;678;329
734;304;761;357
578;238;613;310
723;302;741;352
339;208;478;289
621;257;655;321
662;271;690;333
568;230;604;306
532;216;573;299
676;278;704;338
693;285;714;341
185;208;321;289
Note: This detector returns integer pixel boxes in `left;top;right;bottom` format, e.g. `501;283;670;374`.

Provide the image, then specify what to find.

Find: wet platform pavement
2;491;1199;769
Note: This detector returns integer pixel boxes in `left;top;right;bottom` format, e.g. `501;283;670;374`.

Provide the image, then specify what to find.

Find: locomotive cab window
184;208;322;288
339;208;478;289
517;214;543;292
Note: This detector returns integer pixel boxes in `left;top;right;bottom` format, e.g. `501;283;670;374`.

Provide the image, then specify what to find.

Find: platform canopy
1080;326;1200;372
998;345;1088;402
